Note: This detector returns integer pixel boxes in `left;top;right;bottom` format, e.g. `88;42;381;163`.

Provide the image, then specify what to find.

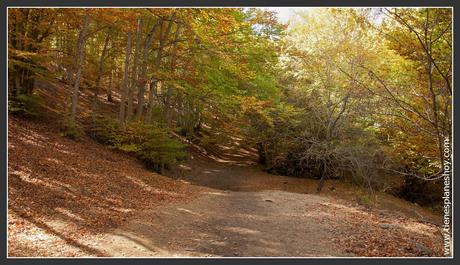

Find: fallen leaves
313;200;444;257
8;116;197;257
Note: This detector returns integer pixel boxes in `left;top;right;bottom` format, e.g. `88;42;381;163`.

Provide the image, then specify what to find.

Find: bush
137;130;187;173
245;101;385;194
355;190;376;207
87;116;124;146
87;118;186;173
122;122;187;173
392;176;443;207
9;94;43;118
59;117;81;140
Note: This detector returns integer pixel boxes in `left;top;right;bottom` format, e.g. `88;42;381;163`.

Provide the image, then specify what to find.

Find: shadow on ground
94;190;349;257
8;116;192;256
8;115;443;257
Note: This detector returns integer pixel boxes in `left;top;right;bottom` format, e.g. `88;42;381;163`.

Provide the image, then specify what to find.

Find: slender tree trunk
65;22;74;86
145;81;161;123
127;18;143;122
145;15;175;123
428;52;445;174
164;87;174;125
70;12;90;122
136;20;160;120
107;69;114;102
91;32;110;121
176;93;183;128
164;23;182;125
316;162;327;193
119;31;132;124
423;13;445;174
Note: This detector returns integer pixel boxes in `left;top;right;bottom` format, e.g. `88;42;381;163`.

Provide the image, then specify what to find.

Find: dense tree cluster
243;8;451;204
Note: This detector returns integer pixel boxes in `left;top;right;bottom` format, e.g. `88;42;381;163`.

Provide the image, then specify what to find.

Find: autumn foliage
8;8;452;207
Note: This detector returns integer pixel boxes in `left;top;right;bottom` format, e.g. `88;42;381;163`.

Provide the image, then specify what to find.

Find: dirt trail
91;150;350;257
97;190;348;257
88;150;443;257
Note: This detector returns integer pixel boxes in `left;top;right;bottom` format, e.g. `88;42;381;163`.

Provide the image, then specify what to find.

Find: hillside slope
8;115;197;257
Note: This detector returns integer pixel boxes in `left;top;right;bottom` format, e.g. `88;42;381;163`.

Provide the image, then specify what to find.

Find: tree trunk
9;9;54;98
144;14;175;123
163;23;182;125
145;81;161;123
119;31;132;124
65;22;74;86
136;19;160;120
70;12;90;122
107;69;114;102
127;17;143;122
91;32;110;121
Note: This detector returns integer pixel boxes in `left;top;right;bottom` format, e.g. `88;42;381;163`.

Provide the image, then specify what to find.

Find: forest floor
7;82;445;257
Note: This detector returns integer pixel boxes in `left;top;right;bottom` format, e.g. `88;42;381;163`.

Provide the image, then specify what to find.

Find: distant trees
245;9;386;192
244;8;452;199
8;8;280;124
8;9;57;97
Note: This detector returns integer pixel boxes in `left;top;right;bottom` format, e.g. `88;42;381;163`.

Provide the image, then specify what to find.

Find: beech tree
70;11;90;122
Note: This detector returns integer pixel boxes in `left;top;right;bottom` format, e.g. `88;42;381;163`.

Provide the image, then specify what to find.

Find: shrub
355;190;376;207
122;122;187;173
137;130;187;173
244;101;385;194
393;176;443;207
87;118;186;173
86;116;124;146
59;117;81;140
9;94;43;118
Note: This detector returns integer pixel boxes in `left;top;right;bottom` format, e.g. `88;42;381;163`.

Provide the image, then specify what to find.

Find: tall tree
8;9;56;97
127;17;143;121
70;11;90;122
119;31;133;124
91;30;111;121
145;13;175;123
136;18;161;120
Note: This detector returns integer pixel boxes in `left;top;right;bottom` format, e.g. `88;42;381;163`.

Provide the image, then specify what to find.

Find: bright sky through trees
264;7;305;23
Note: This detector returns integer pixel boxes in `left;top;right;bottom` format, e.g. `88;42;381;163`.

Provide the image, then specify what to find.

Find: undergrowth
9;94;44;119
87;116;186;173
59;117;82;140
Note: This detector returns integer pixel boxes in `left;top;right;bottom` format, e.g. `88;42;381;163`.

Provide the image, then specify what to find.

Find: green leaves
9;94;44;119
87;117;186;174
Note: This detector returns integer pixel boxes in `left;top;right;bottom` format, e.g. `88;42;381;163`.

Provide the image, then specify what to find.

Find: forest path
97;189;348;257
88;141;442;257
93;156;352;257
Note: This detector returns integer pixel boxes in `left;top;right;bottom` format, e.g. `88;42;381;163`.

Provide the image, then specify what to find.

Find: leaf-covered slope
8;115;197;256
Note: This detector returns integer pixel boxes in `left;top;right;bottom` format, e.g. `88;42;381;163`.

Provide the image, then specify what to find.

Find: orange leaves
305;200;442;257
239;96;272;113
8;115;195;256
